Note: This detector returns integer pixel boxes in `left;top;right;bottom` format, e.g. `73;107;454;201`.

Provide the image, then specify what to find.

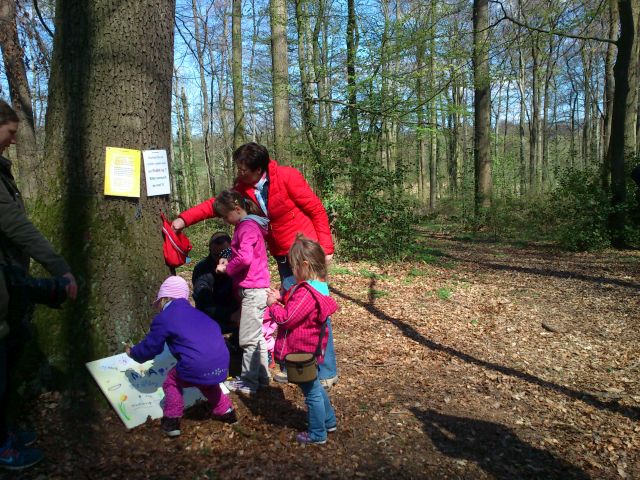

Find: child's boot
161;417;181;437
211;407;238;424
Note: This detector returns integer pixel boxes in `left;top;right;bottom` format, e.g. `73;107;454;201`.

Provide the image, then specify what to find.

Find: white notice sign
143;149;171;196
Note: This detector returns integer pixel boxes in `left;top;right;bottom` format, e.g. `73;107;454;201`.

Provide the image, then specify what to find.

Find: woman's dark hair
0;100;19;126
214;189;263;217
209;232;232;248
232;142;269;174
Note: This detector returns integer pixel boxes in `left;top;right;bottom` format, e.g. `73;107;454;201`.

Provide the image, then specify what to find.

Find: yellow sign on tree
104;147;141;197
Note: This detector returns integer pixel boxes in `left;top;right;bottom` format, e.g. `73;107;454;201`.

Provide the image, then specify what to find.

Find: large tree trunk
473;0;491;215
609;0;639;247
0;0;39;200
232;0;246;149
269;0;291;163
37;0;174;377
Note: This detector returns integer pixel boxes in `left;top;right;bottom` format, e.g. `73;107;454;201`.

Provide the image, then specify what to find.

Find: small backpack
161;213;192;268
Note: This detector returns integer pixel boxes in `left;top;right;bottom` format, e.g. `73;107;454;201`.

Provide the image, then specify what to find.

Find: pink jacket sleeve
226;223;259;278
178;197;217;226
284;169;334;255
268;286;318;330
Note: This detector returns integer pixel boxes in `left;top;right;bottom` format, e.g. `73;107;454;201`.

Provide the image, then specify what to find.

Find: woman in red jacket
171;142;338;387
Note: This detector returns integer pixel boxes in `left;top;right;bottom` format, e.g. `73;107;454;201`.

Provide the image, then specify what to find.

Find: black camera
5;266;70;309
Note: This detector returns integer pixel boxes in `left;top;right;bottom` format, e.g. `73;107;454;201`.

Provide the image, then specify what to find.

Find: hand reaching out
171;217;186;232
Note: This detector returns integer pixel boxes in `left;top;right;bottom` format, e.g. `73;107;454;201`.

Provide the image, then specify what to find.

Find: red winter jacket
269;282;338;363
178;160;334;256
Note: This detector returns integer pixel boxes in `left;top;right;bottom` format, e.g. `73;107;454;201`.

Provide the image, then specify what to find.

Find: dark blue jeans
276;256;338;380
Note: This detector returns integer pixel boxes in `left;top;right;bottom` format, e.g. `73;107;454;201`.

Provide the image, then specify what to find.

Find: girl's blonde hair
214;189;263;217
288;235;327;281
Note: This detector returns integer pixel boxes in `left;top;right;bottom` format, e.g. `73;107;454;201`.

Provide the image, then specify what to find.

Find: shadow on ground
412;407;590;479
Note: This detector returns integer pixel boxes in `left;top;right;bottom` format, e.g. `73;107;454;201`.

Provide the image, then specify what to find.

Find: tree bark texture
473;0;492;214
38;0;175;376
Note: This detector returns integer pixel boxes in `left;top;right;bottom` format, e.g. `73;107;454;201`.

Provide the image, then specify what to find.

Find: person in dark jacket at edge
191;232;240;349
0;100;77;470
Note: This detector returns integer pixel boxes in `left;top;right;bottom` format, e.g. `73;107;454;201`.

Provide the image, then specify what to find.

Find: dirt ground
4;234;639;479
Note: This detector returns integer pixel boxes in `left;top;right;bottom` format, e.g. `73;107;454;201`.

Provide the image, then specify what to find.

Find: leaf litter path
9;235;640;479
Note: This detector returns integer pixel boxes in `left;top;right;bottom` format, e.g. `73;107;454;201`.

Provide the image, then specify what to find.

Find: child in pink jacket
215;190;270;395
267;236;338;445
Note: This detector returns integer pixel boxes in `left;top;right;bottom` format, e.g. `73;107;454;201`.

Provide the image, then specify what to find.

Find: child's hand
125;345;132;357
268;287;282;302
216;258;228;274
266;291;278;306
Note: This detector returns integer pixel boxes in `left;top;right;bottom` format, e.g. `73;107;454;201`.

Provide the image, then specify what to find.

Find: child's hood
302;282;339;320
240;214;270;234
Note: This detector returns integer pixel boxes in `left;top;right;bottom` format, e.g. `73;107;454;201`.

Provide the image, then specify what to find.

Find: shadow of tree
411;408;590;480
451;256;640;290
332;285;640;421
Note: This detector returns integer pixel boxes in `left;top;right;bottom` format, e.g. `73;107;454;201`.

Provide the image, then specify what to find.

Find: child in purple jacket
126;276;236;437
214;190;271;395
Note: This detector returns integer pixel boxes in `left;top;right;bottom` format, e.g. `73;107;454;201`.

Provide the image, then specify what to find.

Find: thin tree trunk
181;87;196;205
0;0;39;200
191;0;214;196
270;0;291;163
473;0;491;214
346;0;361;194
232;0;245;149
517;46;527;195
529;34;540;192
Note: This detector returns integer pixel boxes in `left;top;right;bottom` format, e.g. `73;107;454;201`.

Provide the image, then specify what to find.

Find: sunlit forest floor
6;233;640;479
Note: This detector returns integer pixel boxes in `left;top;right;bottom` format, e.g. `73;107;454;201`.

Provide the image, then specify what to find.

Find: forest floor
4;230;640;479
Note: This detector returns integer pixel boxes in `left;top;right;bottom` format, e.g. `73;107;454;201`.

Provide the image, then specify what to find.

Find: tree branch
490;0;616;45
33;0;53;38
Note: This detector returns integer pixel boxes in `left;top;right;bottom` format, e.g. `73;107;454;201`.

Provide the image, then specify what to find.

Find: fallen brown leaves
6;235;640;479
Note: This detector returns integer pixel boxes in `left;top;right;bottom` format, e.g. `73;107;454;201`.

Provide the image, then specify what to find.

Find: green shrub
549;166;612;251
325;169;415;260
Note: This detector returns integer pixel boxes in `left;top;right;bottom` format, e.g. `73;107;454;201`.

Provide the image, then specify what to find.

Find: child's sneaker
224;378;257;395
161;417;181;437
273;371;288;384
326;425;337;433
0;443;43;470
296;431;326;445
319;375;338;390
6;431;37;448
212;408;238;424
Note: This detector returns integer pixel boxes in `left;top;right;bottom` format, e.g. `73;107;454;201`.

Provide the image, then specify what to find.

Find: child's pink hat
155;275;189;303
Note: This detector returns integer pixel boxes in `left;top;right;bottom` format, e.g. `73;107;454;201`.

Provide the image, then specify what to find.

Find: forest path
10;235;640;479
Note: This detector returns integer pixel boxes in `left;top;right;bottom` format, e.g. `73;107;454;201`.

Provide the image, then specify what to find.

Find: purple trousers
163;367;232;418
